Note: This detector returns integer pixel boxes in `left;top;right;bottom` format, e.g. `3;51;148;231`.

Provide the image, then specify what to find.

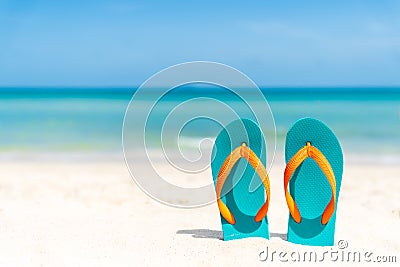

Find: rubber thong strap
215;142;270;224
284;142;337;225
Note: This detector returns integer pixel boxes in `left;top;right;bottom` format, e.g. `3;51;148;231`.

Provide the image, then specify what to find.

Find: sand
0;158;399;266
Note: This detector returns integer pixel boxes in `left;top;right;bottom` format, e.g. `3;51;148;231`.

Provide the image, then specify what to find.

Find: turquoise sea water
0;88;399;163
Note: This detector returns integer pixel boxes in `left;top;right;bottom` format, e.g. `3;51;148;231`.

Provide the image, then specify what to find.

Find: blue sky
1;0;400;87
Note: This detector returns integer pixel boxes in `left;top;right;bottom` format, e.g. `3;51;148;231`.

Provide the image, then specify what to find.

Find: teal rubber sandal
284;118;343;246
211;119;270;241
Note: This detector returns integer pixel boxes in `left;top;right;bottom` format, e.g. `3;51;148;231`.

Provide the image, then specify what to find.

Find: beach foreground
0;160;399;266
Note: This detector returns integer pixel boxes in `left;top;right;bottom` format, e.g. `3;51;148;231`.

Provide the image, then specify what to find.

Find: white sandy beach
0;156;399;266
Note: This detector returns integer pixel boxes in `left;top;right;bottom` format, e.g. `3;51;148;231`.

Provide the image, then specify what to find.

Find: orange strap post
284;142;337;225
215;143;271;224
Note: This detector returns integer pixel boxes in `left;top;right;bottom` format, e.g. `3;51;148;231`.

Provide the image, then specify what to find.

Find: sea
0;87;399;164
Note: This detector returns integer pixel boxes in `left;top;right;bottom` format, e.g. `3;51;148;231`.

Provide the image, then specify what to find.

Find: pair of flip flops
211;118;343;246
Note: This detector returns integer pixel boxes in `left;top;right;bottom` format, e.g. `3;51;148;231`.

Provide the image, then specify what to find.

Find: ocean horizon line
0;86;399;94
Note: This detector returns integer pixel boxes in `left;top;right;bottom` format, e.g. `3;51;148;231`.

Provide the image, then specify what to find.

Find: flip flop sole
285;118;343;246
211;119;270;240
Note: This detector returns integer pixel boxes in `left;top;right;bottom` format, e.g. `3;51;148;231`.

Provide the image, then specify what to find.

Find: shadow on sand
176;229;287;241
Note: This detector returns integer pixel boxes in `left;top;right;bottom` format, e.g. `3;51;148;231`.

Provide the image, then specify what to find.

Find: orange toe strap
284;142;337;225
216;142;271;224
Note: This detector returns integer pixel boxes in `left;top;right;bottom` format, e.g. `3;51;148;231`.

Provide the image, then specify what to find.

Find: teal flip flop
284;118;343;246
211;119;270;241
